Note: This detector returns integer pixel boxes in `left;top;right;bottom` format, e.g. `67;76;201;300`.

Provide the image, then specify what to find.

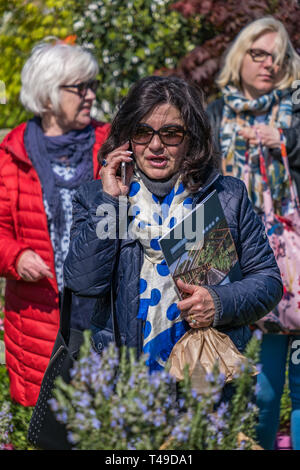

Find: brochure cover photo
159;190;242;297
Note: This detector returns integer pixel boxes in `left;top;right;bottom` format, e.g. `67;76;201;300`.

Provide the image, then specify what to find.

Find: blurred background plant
0;401;13;450
1;0;299;130
0;0;76;128
0;279;34;450
71;0;202;120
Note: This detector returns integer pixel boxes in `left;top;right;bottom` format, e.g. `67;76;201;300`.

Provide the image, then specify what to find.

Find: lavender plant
50;333;179;450
0;401;14;450
50;330;262;450
170;329;262;450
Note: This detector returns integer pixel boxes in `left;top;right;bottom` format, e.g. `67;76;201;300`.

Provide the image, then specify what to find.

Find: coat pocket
91;327;126;354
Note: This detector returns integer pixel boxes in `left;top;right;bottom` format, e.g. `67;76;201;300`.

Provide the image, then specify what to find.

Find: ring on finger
191;319;197;325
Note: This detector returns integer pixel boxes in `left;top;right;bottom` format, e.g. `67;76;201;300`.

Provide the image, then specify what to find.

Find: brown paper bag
168;327;256;394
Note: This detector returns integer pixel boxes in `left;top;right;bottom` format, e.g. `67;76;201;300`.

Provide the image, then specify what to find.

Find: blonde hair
217;16;300;91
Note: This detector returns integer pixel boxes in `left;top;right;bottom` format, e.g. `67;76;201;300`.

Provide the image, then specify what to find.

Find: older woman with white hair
0;40;109;407
207;17;300;450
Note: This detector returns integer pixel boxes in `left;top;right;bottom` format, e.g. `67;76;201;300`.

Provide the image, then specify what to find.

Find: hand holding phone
100;141;134;197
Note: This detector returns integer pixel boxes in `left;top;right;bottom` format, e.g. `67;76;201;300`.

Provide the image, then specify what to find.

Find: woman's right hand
16;250;53;282
100;141;134;197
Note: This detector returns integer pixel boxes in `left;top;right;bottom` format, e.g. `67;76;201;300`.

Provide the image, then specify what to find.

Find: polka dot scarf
128;172;192;372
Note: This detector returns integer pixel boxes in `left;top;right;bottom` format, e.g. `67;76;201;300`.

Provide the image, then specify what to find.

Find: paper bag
168;327;256;394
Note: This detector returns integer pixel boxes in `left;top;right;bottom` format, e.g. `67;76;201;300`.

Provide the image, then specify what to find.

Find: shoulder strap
279;129;300;209
110;286;122;348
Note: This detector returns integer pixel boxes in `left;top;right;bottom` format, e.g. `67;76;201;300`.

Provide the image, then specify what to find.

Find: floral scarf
220;85;293;215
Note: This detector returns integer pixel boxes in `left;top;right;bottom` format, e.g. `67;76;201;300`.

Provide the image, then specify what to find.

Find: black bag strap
110;286;122;348
60;287;73;345
60;286;121;348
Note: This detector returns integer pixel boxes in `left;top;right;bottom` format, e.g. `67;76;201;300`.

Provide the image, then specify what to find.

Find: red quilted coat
0;120;109;406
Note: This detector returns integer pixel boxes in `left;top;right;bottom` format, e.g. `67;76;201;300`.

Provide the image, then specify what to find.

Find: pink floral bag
251;130;300;333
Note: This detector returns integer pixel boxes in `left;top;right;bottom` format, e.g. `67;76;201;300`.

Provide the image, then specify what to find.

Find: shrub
71;0;202;120
50;330;262;450
0;0;75;128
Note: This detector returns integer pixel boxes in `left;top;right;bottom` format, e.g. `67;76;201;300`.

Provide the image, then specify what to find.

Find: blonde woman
207;17;300;450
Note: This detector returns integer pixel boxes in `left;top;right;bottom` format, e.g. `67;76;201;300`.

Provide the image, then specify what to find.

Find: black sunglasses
60;79;99;96
131;124;187;146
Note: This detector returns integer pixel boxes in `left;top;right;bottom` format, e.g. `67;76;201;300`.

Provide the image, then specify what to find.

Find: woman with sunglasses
0;40;109;406
206;17;300;449
64;75;282;406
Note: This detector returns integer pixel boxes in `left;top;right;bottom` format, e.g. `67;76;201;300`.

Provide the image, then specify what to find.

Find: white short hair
20;40;99;116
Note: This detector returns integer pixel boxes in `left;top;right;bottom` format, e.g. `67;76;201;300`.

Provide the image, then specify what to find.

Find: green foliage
0;279;34;450
51;329;262;450
0;0;75;128
72;0;202;119
51;332;179;450
279;358;292;432
0;365;34;450
0;401;13;449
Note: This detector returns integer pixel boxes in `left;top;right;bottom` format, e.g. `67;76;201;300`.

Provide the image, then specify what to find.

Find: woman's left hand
176;279;215;328
238;124;281;148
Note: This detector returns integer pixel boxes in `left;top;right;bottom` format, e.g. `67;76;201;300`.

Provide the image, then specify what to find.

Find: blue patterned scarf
220;85;293;215
24;117;95;245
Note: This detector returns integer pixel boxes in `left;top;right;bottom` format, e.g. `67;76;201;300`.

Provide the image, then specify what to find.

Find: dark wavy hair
99;75;218;192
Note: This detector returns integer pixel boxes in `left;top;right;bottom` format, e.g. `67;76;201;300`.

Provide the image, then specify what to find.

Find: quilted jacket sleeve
0;173;30;279
64;181;126;296
209;182;283;328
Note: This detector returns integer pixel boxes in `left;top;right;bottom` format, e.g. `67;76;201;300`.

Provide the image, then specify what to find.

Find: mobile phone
121;161;127;185
121;142;134;185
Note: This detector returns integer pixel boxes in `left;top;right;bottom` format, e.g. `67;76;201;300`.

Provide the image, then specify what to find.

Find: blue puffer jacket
64;169;283;355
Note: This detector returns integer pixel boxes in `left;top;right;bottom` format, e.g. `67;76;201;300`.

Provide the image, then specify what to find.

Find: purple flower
57;411;68;424
92;418;101;429
67;432;77;445
75;412;85;421
253;329;263;341
48;398;59;412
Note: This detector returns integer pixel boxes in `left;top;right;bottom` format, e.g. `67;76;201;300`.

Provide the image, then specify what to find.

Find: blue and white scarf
128;172;192;372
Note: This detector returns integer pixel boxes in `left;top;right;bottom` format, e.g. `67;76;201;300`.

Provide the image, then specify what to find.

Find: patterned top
43;163;77;292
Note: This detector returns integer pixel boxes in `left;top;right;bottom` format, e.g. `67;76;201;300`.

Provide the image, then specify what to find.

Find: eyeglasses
247;48;277;64
60;79;99;97
131;124;187;146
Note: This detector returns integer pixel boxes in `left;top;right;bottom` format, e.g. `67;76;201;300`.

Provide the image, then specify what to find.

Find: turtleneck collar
136;168;179;201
